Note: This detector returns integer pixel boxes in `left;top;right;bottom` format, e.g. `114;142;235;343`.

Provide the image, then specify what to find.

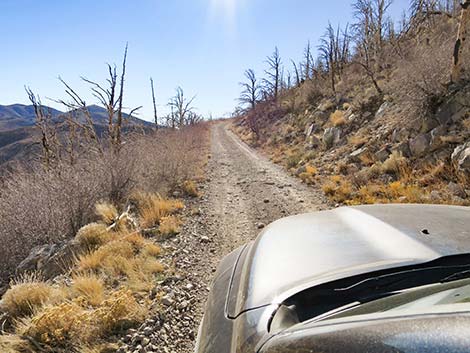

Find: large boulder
451;142;470;171
436;97;467;125
409;133;431;157
323;127;342;148
16;239;80;279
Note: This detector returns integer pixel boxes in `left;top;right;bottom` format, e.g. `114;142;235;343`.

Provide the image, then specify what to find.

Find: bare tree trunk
150;77;158;129
115;43;128;148
452;0;470;83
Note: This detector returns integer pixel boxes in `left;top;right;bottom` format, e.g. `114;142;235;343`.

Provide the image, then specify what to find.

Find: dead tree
452;0;470;83
319;23;339;94
263;47;282;100
25;88;60;169
72;45;140;152
239;69;260;109
291;60;301;86
168;87;196;128
303;41;314;80
150;77;158;129
351;0;391;95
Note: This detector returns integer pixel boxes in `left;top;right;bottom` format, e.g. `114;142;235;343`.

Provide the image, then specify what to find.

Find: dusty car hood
260;312;470;353
228;204;470;317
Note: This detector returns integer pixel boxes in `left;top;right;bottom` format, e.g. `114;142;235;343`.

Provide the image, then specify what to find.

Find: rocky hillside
233;10;470;206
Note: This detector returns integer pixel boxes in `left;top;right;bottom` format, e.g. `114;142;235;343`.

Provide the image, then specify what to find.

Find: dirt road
121;121;327;353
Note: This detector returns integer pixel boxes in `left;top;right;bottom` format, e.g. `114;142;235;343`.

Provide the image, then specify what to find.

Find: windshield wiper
441;269;470;283
334;263;470;297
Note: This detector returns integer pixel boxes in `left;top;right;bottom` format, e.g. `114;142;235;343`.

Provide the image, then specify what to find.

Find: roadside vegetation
0;48;210;352
232;0;470;206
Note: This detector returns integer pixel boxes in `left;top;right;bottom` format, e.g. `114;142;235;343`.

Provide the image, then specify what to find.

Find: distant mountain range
0;104;154;166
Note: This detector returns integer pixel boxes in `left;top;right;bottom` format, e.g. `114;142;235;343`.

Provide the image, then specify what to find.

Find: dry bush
134;193;184;229
95;203;118;225
0;125;208;287
77;240;135;276
330;110;347;127
2;275;64;318
322;175;353;203
381;151;408;175
70;274;105;307
299;165;317;184
348;135;368;147
75;223;113;252
159;216;182;237
388;20;457;118
142;243;161;257
358;152;376;166
18;289;145;349
0;335;32;353
182;180;199;197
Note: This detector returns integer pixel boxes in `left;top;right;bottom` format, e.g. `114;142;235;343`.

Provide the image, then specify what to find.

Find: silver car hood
229;204;470;316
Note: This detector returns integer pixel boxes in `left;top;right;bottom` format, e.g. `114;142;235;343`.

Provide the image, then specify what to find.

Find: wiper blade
441;269;470;283
334;264;470;295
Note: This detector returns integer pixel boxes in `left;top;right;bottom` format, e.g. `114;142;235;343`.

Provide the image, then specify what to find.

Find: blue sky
0;0;409;121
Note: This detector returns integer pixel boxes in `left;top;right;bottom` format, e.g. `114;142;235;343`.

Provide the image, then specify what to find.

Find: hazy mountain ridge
0;103;154;165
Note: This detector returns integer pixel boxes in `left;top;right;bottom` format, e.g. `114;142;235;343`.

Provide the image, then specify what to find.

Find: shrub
2;275;64;318
18;301;95;348
182;180;199;197
133;193;184;229
77;240;134;277
142;243;161;257
381;151;407;175
322;176;353;204
75;223;113;251
70;274;105;306
159;216;182;237
95;203;118;225
330;110;347;127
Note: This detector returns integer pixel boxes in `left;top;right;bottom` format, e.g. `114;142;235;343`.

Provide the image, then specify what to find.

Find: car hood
260;312;470;353
228;204;470;317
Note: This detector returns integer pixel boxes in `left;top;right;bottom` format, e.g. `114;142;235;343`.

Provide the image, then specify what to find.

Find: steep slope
233;15;470;206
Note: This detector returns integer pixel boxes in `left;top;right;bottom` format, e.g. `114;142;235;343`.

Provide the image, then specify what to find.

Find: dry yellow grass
70;274;105;306
2;276;64;318
93;289;147;334
18;289;146;349
75;223;114;251
358;152;376;166
330;110;347;127
0;335;32;353
77;240;135;276
159;215;181;236
322;175;353;203
381;151;407;175
182;180;199;197
2;194;177;350
348;135;368;147
142;242;162;257
134;193;184;228
95;202;118;225
299;165;318;184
